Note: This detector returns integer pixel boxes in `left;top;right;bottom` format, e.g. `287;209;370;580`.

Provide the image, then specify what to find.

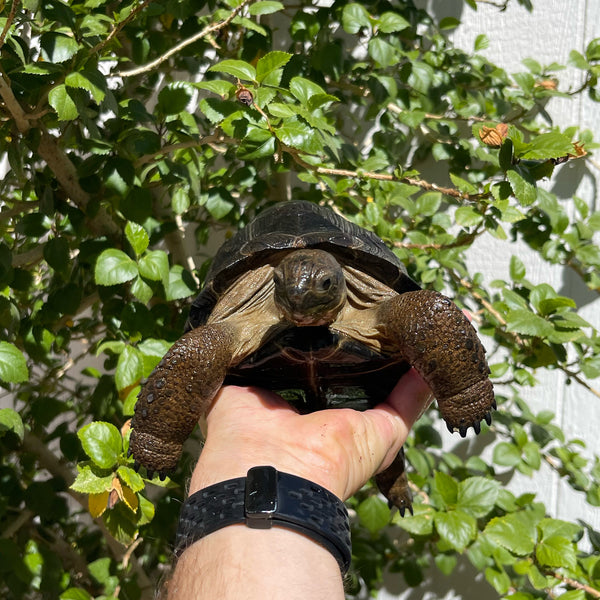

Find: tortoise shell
186;200;421;330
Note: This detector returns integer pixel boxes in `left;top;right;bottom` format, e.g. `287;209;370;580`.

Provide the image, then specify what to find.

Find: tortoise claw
127;448;133;458
447;422;454;434
492;399;497;410
159;471;167;481
146;469;155;480
473;421;481;435
459;425;468;437
484;412;492;426
133;461;140;472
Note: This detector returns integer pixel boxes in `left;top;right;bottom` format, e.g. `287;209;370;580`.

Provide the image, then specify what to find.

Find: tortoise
129;200;495;513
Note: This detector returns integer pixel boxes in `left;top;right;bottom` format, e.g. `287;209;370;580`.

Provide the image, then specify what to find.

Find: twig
0;72;30;133
117;0;254;78
387;102;488;123
134;134;234;167
289;151;488;201
545;571;600;599
561;368;600;400
0;0;20;49
90;0;153;55
12;245;44;268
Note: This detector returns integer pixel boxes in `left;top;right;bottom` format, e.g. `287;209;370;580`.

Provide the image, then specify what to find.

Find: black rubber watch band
174;466;352;573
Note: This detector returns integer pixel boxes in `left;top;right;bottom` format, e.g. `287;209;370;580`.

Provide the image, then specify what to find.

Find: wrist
189;440;344;499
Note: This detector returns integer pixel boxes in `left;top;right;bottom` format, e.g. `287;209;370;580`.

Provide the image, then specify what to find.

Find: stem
90;0;153;55
117;0;254;77
0;0;20;49
288;151;489;202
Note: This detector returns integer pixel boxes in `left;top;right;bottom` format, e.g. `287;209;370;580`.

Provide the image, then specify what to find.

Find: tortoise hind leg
129;323;235;477
377;290;495;434
375;447;413;516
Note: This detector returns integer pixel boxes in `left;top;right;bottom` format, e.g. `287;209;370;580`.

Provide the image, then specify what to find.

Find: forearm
167;522;344;599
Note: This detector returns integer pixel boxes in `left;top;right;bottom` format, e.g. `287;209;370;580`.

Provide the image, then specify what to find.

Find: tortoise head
273;249;347;326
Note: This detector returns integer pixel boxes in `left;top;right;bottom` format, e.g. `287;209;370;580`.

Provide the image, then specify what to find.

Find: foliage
1;0;599;598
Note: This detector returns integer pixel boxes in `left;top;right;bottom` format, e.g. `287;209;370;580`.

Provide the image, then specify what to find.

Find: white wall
378;2;600;598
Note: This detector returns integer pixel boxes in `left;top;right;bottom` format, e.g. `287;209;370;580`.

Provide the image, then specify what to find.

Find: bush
1;0;599;598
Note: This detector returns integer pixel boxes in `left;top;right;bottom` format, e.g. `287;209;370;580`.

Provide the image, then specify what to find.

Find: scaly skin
129;324;235;477
371;289;494;512
375;447;412;515
378;289;495;434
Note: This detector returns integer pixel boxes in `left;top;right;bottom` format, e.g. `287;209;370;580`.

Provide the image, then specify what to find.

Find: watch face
245;466;278;526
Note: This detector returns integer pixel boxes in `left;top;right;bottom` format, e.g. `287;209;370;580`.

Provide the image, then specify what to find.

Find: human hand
188;368;433;501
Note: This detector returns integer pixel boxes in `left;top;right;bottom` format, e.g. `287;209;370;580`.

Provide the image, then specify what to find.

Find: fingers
385;368;434;428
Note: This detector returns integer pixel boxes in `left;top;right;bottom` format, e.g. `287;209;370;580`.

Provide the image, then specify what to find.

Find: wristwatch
174;466;352;573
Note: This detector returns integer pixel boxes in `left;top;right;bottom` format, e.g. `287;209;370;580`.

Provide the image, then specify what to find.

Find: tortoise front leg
129;323;235;477
378;290;495;435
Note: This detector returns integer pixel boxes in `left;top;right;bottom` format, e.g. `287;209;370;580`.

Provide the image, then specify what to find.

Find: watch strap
174;466;352;573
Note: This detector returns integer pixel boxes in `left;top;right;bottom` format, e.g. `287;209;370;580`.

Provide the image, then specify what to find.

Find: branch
289;151;488;202
117;0;254;78
134;134;234;167
0;71;30;133
545;571;600;599
0;0;20;49
90;0;153;55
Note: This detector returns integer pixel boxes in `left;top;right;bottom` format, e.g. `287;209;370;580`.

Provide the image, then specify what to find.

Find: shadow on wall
414;0;464;21
380;554;492;600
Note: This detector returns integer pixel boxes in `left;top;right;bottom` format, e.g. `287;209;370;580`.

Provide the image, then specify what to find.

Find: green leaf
288;77;326;106
485;566;511;594
433;471;458;507
157;83;192;115
44;236;70;272
115;346;143;392
195;80;236;96
474;34;489;51
342;3;371;34
117;466;145;493
357;496;390;534
536;535;577;570
484;511;537;555
248;0;284;15
0;342;29;383
166;265;196;301
65;71;106;103
48;84;79;121
434;510;477;552
506;309;554;337
209;59;256;82
40;32;79;63
237;127;276;159
125;222;149;256
368;38;397;67
78;422;122;469
138;250;169;285
457;477;499;518
507;168;537;206
455;206;483;227
509;255;526;281
60;589;93;600
0;408;25;440
256;51;291;83
493;441;523;467
439;17;460;30
521;132;573;160
276;120;322;154
394;504;435;535
378;12;410;33
95;249;138;286
70;464;114;494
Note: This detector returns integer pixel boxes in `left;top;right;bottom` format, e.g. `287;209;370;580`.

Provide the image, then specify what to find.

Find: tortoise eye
320;277;332;291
